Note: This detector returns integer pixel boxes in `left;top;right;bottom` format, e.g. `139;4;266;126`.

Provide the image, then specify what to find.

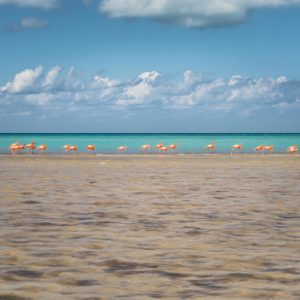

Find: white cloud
138;71;160;83
1;66;43;93
43;66;62;88
0;0;57;9
1;66;300;116
116;71;160;106
25;92;56;106
91;74;119;89
100;0;300;28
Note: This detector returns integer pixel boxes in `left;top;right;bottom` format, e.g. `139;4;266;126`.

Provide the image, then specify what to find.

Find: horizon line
1;132;300;135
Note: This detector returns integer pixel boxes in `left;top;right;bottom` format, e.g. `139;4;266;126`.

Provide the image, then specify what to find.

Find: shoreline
1;153;299;167
0;153;299;159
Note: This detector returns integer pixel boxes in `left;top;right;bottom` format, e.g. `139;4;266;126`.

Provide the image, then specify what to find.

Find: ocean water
0;133;299;154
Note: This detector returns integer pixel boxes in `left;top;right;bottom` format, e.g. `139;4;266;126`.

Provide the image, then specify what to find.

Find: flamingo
155;143;163;150
18;144;26;151
160;146;169;154
25;142;36;154
231;144;243;155
117;146;127;153
255;145;265;154
255;145;264;151
37;144;47;153
9;143;21;154
206;143;216;153
63;144;71;153
69;145;78;152
11;144;25;154
287;145;298;157
141;144;151;154
264;145;274;153
86;144;96;152
168;144;177;154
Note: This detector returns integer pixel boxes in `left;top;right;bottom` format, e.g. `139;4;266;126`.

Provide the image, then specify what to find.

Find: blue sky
1;0;300;132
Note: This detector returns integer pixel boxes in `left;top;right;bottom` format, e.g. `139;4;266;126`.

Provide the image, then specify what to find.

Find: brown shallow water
0;154;300;300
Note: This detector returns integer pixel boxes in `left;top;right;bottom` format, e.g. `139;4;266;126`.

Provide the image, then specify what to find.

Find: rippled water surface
0;155;300;299
1;133;300;153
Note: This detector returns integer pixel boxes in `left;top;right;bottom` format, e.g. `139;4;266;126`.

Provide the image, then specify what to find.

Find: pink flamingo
206;143;216;153
9;143;22;154
86;144;96;152
63;144;71;153
255;145;264;155
168;144;177;154
69;145;78;152
141;144;151;154
255;145;264;151
18;144;25;151
264;145;274;153
287;145;298;158
117;146;127;153
231;144;243;155
155;143;163;154
37;144;47;153
25;142;36;154
160;146;169;154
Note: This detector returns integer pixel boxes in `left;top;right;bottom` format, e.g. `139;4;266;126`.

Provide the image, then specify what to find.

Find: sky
0;0;300;133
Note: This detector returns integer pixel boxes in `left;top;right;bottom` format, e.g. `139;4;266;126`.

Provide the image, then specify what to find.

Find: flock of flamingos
8;142;299;156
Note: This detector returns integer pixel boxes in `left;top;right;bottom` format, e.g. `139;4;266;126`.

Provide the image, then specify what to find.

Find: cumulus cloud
1;66;300;117
0;0;57;9
116;71;161;106
100;0;300;28
1;66;43;93
43;66;62;88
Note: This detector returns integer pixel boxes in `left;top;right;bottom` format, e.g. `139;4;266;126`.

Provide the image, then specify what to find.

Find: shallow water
1;133;300;154
0;155;300;299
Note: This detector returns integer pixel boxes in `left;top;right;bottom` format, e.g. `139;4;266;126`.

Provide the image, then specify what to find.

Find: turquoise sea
0;133;299;154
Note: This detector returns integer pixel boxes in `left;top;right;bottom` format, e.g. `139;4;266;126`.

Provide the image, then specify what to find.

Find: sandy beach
0;154;300;299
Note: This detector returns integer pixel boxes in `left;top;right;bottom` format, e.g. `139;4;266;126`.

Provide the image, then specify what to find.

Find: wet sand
0;155;300;299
